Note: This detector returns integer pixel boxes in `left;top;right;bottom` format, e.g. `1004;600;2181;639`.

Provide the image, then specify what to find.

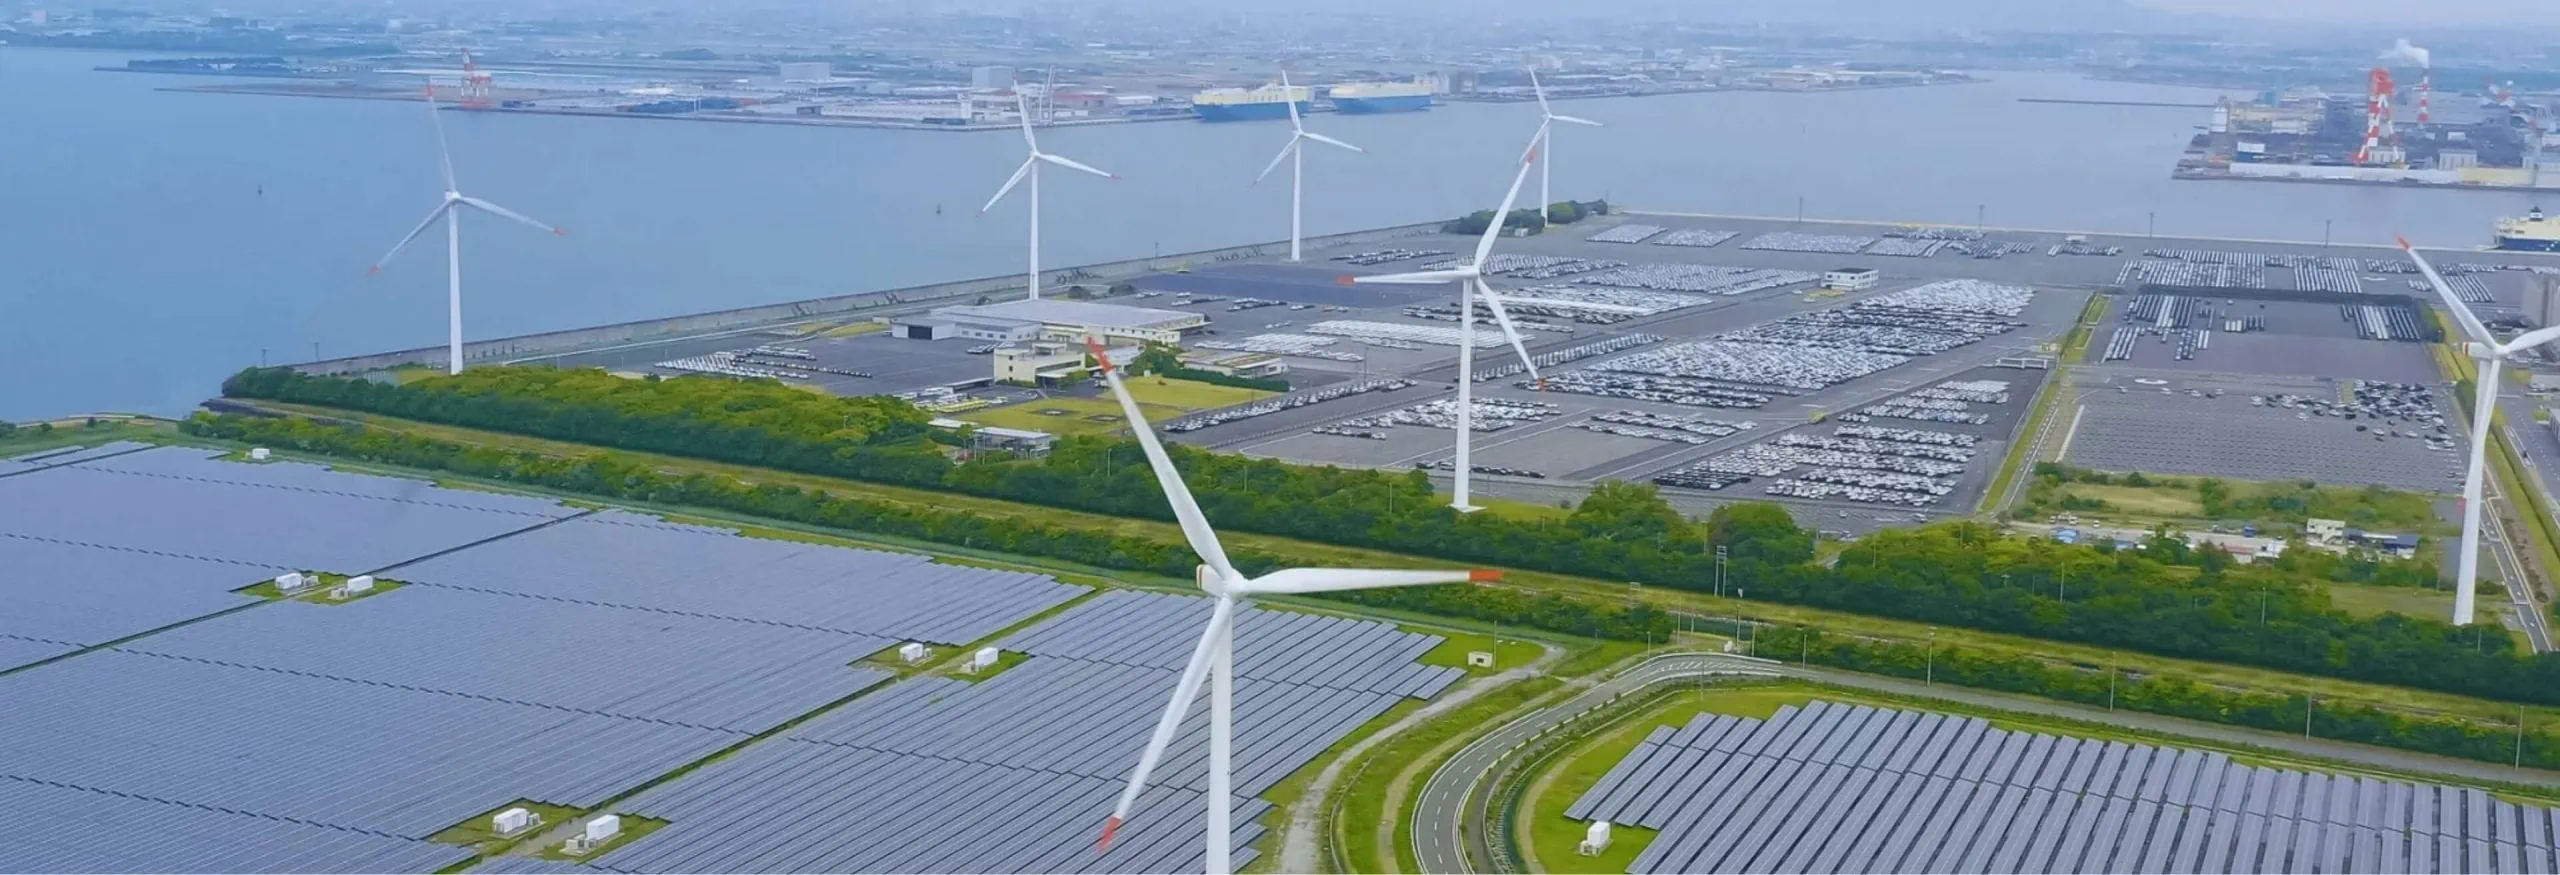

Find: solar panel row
0;447;585;572
395;512;1087;645
1570;701;2560;875
998;590;1463;698
0;776;471;874
467;856;630;874
590;594;1451;873
123;585;897;731
595;740;1265;874
0;535;281;669
0;651;744;838
85;449;575;516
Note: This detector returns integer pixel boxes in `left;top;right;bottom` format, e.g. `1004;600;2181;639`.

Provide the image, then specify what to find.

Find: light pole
2147;211;2155;239
1925;629;1936;686
2107;657;2117;711
1715;546;1729;599
1976;203;1985;234
1796;195;1805;224
2323;219;2332;248
2305;694;2315;739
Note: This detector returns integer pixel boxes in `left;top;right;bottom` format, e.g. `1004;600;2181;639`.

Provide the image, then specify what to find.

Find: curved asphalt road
1412;653;1781;874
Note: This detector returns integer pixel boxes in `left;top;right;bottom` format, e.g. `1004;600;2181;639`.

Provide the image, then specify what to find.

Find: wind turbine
981;91;1115;300
1344;141;1548;511
2403;236;2559;626
1253;69;1363;261
1528;69;1602;227
369;87;564;376
1086;335;1494;875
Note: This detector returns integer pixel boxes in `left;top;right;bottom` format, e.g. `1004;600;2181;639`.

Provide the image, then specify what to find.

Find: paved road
1414;649;2560;874
1412;653;1780;874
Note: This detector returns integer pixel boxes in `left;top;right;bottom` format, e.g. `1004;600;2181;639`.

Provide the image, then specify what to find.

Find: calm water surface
0;48;2543;419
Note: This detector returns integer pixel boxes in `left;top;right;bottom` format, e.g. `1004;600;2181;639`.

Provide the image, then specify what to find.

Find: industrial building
1823;267;1881;291
992;341;1138;385
892;299;1205;346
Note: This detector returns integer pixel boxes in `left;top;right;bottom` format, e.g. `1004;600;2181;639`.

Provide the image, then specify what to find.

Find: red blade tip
1469;569;1503;583
553;228;567;237
1335;275;1358;286
366;265;382;276
1084;337;1114;373
2394;234;2413;250
1097;815;1123;853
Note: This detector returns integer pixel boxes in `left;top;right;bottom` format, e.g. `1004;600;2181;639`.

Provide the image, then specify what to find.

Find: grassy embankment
220;403;2560;747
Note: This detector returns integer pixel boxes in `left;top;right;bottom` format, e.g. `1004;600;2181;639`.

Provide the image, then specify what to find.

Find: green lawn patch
938;649;1030;683
1416;632;1546;675
2328;581;2457;619
535;814;669;862
1336;677;1565;874
429;800;584;855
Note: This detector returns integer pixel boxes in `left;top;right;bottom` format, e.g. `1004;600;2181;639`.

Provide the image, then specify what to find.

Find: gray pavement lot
1132;263;1442;308
2061;375;2463;493
2093;295;2443;383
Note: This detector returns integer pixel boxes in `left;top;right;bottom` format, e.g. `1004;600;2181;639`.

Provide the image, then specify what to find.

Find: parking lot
2090;294;2443;383
2060;372;2463;492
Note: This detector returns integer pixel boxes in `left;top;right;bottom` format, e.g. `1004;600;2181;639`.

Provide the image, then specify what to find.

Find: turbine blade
1281;69;1301;129
1037;152;1117;179
424;87;456;191
1551;114;1603;126
1520;121;1549;165
457;196;560;235
981;157;1035;213
1301;130;1364;153
1473;139;1541;269
1254;136;1298;185
1531;68;1551;116
2500;325;2560;356
1346;268;1474;285
1085;337;1237;579
2399;234;2495;345
1476;279;1542;382
369;202;452;274
1240;567;1495;595
1102;598;1234;850
1016;91;1037;149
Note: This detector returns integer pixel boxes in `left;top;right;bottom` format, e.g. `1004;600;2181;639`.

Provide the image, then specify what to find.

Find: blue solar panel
0;776;470;873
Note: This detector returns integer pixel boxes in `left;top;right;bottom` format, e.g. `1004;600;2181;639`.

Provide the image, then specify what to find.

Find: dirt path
1277;643;1564;874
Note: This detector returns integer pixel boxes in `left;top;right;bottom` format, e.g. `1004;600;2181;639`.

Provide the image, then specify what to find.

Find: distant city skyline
2129;0;2560;27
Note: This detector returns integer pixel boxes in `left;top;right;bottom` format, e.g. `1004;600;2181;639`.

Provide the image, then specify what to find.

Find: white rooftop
934;299;1204;331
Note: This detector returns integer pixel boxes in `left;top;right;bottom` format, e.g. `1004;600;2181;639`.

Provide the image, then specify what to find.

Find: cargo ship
1330;80;1434;114
1192;85;1310;122
2496;207;2560;252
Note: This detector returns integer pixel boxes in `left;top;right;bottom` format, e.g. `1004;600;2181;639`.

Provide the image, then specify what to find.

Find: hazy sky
2131;0;2560;27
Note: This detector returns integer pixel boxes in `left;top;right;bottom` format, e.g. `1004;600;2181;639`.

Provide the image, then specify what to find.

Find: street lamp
1925;629;1937;686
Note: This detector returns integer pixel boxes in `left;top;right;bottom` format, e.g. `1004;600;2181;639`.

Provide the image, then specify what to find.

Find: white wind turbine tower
1528;69;1602;226
1253;69;1363;261
369;88;564;375
980;91;1116;300
2403;235;2560;626
1085;335;1495;875
1344;141;1549;511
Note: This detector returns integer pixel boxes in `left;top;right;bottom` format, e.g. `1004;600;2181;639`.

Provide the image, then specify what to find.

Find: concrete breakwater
295;220;1444;376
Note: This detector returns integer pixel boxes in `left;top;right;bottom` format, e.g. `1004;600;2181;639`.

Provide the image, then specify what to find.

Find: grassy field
2327;581;2458;620
233;402;2560;731
2027;472;2445;534
960;378;1277;437
428;801;585;855
1417;632;1546;675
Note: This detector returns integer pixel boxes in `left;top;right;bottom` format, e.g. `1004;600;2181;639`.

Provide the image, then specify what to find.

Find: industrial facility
2178;39;2560;189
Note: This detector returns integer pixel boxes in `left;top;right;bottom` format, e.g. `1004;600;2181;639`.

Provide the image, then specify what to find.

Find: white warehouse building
893;299;1206;347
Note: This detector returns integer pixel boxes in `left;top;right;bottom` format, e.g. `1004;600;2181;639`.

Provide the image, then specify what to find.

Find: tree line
219;365;2560;709
1752;625;2560;772
180;412;1674;642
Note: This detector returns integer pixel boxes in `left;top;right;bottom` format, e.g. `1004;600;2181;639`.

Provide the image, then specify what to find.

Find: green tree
1707;503;1813;565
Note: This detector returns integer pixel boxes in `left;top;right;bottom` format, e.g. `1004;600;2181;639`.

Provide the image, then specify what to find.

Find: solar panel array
3;440;154;470
395;512;1084;644
124;585;896;731
1570;700;2560;875
0;445;1116;872
589;593;1456;873
0;650;742;838
0;447;582;571
0;775;471;874
999;590;1464;698
0;535;282;670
